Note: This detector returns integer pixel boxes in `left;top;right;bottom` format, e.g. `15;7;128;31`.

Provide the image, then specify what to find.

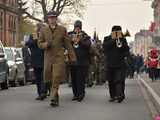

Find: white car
4;47;17;86
4;47;25;86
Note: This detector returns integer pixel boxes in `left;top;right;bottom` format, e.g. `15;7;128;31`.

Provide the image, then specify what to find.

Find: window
14;0;17;6
11;16;13;29
9;0;12;6
8;15;11;29
0;12;3;28
8;15;13;30
0;12;3;27
4;48;14;61
15;0;18;6
6;0;10;5
11;0;14;6
13;17;16;30
0;30;2;41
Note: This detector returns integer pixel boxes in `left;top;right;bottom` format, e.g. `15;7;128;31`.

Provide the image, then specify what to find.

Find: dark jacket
68;31;91;66
134;55;143;69
22;46;31;67
26;37;44;69
103;35;129;68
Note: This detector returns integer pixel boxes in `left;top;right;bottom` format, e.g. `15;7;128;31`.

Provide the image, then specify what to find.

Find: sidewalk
139;73;160;114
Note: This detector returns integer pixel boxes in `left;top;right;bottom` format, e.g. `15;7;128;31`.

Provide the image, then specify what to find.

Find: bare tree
18;0;87;22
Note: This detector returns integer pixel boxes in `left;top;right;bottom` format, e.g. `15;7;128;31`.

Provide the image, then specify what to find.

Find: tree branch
24;11;42;22
65;0;74;6
52;0;58;10
35;0;42;4
56;0;69;15
56;0;63;13
37;0;48;21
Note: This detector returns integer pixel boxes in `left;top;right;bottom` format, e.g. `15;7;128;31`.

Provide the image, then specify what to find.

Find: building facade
0;0;18;46
152;0;160;34
151;0;160;47
133;30;153;59
133;0;160;59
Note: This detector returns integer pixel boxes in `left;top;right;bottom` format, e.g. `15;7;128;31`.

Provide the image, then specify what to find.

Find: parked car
4;47;25;86
14;48;26;85
4;47;17;86
0;41;9;89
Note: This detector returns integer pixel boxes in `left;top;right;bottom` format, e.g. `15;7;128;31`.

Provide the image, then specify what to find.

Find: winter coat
103;35;129;68
26;36;44;69
38;24;76;82
68;31;91;66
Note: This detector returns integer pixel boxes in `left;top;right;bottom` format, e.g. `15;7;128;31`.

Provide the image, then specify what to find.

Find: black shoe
108;98;116;102
39;94;47;100
47;93;50;96
35;96;41;100
72;96;78;101
87;83;93;87
77;95;84;102
50;100;59;107
117;96;125;103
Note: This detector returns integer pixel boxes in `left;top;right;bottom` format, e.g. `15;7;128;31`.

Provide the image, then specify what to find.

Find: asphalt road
0;79;152;120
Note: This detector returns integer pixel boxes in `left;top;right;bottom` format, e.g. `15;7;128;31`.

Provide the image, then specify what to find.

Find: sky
77;0;153;41
28;0;153;42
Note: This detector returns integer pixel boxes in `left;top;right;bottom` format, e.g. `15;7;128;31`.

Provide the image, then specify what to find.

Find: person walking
68;20;91;102
26;33;47;100
103;25;129;103
38;10;76;107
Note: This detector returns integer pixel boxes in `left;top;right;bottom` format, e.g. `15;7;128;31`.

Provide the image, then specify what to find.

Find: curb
139;76;160;116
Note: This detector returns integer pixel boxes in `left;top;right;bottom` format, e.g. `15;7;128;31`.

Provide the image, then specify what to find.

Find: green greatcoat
38;24;76;86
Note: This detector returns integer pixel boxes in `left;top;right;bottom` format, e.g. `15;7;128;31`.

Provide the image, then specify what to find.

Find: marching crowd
22;10;159;107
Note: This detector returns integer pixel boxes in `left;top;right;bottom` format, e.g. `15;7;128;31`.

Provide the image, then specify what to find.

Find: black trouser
70;65;88;97
34;67;46;97
106;68;126;99
24;65;30;81
148;68;157;81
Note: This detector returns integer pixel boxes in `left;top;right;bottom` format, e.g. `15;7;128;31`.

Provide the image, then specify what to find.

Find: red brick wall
5;0;17;7
0;0;18;46
0;9;5;44
6;12;18;46
0;0;5;4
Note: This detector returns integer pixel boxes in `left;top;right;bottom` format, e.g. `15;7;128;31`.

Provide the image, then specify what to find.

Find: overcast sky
77;0;153;41
28;0;153;41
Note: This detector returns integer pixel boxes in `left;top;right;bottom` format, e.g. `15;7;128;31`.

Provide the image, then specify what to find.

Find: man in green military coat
38;10;76;107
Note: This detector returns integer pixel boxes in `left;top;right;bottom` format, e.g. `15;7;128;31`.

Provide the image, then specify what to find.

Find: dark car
0;41;9;89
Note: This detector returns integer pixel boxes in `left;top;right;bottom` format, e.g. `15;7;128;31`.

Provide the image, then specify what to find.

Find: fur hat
112;25;122;31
